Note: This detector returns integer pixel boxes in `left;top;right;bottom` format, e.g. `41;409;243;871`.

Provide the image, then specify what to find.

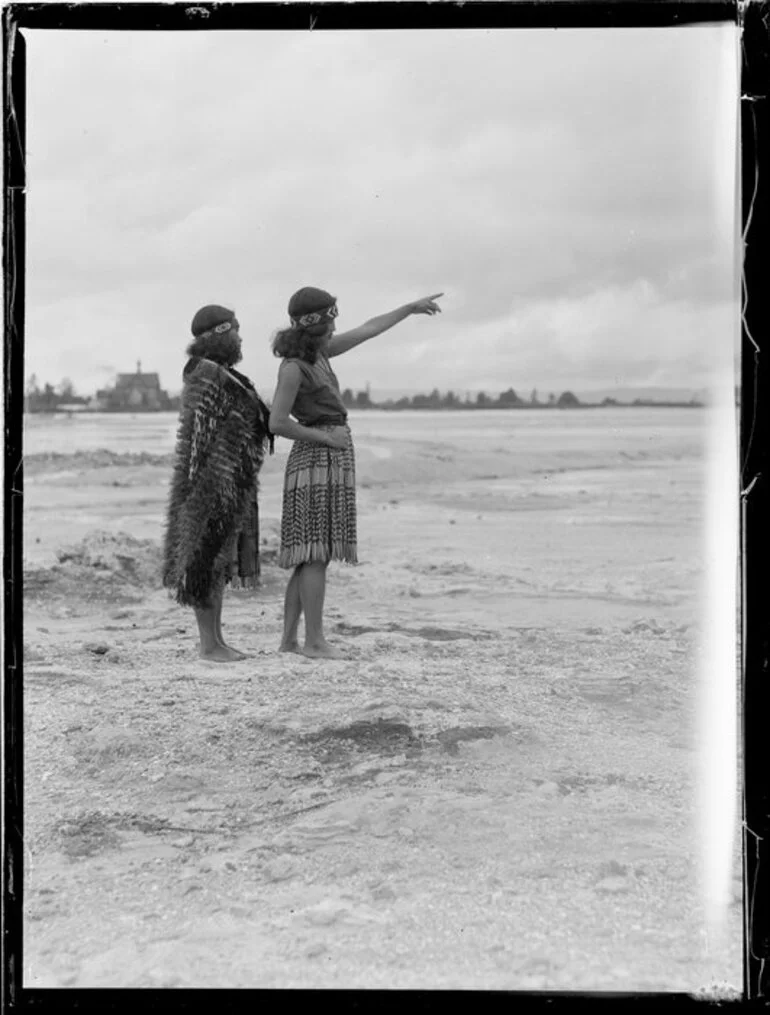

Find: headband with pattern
198;320;234;339
291;304;339;328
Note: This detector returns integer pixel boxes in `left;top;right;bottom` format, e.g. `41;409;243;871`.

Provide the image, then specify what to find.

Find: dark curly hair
186;330;242;366
271;321;330;364
186;304;242;366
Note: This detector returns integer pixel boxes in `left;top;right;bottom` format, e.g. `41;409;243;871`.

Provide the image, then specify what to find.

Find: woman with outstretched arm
269;287;443;659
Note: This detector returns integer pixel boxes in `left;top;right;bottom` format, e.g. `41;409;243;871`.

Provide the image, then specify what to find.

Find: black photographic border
4;1;763;1009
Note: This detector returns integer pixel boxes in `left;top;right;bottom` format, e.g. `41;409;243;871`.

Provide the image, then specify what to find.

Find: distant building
95;361;171;412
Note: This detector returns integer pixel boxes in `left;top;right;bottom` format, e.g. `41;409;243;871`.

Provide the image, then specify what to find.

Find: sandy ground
21;426;742;992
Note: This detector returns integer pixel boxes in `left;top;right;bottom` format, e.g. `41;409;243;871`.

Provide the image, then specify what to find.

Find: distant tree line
341;387;587;410
25;375;88;412
340;386;707;411
25;373;708;415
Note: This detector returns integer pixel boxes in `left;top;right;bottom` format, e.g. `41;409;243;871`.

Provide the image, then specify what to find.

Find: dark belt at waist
300;415;348;428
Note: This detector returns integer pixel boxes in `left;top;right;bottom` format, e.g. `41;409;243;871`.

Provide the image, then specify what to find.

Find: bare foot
301;641;344;660
227;645;249;659
279;640;302;654
200;644;245;663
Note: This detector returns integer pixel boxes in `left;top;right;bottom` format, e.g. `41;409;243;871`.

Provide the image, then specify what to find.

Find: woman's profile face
319;320;335;350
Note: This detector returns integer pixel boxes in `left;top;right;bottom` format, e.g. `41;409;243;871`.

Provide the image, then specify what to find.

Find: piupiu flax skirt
225;487;261;589
279;423;358;569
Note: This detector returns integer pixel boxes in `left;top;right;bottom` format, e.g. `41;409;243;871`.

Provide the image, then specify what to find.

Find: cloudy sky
23;24;738;400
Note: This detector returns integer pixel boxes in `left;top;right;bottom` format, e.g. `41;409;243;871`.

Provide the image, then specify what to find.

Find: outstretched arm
326;293;443;358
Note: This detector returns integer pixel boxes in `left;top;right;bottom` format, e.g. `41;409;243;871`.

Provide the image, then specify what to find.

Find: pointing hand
411;293;444;316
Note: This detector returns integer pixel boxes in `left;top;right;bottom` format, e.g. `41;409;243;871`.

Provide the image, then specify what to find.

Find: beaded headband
198;320;234;339
291;304;339;328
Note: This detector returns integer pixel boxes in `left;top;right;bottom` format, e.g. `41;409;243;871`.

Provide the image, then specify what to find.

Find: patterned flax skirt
225;486;261;589
279;424;358;569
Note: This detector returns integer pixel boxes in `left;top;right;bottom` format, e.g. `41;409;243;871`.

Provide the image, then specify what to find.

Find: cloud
22;25;738;398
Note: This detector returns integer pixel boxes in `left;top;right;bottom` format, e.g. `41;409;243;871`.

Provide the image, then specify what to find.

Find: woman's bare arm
326;293;443;358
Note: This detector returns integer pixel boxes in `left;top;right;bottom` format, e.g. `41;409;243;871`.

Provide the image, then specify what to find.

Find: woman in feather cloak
162;305;273;662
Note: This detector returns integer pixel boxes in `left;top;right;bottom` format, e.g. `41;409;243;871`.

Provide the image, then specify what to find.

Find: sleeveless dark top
281;354;348;427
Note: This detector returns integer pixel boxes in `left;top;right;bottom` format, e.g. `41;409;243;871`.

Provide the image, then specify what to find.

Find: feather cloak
162;357;272;608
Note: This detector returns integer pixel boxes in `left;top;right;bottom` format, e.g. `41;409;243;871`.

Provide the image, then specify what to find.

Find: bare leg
195;589;243;663
299;561;342;659
215;589;247;658
279;566;303;653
